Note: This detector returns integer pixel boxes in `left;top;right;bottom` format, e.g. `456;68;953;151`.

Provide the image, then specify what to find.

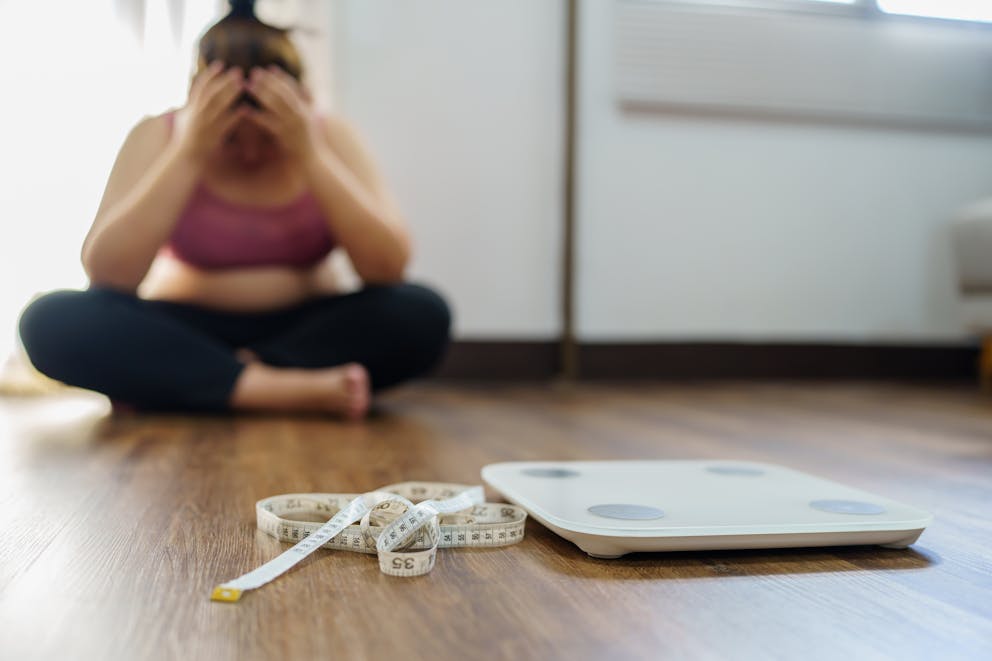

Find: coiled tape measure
211;482;527;602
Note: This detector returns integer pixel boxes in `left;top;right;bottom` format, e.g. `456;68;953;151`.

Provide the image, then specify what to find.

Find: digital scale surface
481;461;932;558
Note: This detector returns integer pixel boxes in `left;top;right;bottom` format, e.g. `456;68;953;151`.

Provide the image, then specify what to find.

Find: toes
235;348;261;364
343;364;370;395
342;363;371;419
344;363;368;384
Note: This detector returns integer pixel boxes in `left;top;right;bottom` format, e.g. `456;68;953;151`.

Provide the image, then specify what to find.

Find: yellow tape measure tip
210;586;242;603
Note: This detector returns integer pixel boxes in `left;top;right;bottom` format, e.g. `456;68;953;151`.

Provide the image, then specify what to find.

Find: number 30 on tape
211;482;527;602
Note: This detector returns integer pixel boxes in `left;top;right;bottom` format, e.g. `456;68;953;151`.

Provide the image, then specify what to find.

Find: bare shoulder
315;112;372;156
92;111;175;221
107;111;174;169
317;112;357;138
312;111;401;215
127;111;174;149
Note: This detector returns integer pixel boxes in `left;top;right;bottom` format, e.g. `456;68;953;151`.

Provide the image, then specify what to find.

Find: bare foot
312;363;371;420
230;361;372;419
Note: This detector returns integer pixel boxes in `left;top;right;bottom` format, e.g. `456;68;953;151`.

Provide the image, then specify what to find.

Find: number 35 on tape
211;482;527;602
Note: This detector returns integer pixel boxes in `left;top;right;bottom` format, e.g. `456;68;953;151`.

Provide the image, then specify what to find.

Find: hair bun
228;0;256;19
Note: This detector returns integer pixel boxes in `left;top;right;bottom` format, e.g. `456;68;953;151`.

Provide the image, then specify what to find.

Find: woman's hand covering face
173;61;251;163
242;66;321;162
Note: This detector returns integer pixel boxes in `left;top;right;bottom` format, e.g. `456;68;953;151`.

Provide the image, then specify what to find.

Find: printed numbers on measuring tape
210;482;527;603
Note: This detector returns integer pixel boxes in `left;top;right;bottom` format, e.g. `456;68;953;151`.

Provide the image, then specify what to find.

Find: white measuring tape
211;482;527;602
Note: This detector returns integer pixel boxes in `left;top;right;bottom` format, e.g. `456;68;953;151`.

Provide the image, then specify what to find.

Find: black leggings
18;283;451;412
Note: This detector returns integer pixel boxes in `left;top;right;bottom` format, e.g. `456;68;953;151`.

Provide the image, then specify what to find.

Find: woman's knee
387;282;451;351
360;282;452;369
18;288;134;380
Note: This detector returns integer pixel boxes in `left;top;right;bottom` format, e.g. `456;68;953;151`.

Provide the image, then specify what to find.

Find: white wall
329;0;565;339
576;0;992;342
0;0;223;354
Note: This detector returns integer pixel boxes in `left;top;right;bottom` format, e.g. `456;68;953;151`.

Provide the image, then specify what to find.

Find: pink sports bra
160;110;335;270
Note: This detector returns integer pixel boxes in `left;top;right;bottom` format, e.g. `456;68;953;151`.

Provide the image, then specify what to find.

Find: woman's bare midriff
140;254;341;312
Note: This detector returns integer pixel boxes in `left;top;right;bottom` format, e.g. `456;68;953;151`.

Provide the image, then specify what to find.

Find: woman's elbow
358;262;408;285
357;250;410;285
359;234;411;284
84;271;142;295
81;248;142;294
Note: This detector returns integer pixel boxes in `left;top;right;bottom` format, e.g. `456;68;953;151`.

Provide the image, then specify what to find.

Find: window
878;1;992;23
0;1;222;355
667;0;992;24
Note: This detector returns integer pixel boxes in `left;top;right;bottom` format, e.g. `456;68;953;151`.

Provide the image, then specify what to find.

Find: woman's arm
301;115;411;284
240;66;411;283
83;62;244;292
81;117;203;292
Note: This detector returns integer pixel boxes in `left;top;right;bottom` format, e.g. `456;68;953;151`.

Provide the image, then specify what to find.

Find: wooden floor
0;381;990;660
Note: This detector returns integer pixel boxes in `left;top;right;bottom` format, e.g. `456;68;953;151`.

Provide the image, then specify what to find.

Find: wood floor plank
0;382;989;660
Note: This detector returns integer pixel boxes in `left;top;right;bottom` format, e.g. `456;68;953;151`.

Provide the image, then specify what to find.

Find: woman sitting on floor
17;1;450;419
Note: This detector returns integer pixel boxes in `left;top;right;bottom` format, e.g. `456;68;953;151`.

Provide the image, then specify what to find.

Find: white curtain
0;0;333;375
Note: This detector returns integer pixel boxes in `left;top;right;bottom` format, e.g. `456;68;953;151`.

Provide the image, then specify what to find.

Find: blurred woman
17;0;450;418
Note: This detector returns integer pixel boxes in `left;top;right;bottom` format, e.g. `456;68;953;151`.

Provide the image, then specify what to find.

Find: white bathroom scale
481;461;932;558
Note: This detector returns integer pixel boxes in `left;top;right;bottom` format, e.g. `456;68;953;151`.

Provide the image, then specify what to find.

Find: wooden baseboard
433;341;978;380
435;341;559;380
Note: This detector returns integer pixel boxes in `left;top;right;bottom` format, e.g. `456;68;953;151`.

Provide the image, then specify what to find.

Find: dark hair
197;0;303;82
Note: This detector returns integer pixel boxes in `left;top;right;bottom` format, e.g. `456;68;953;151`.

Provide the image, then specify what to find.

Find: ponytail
226;0;257;21
197;0;304;81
